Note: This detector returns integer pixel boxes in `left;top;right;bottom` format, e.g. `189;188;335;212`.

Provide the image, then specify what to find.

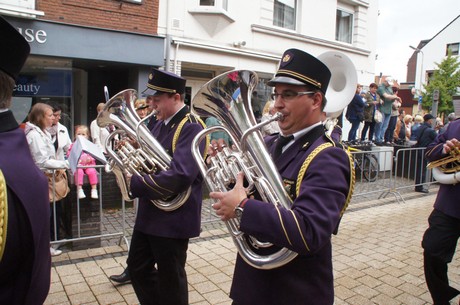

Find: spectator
394;111;411;145
134;98;151;124
376;76;401;145
260;100;281;136
361;83;381;142
345;84;366;142
205;116;232;147
48;103;72;161
67;125;99;200
385;87;402;144
90;102;110;153
48;102;72;243
439;112;456;134
414;114;437;193
435;117;444;133
409;114;423;146
25;103;70;255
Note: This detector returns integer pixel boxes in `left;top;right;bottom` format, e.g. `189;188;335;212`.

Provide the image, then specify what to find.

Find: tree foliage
422;51;460;117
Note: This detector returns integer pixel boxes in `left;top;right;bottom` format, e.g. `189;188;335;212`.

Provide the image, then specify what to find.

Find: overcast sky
375;0;460;83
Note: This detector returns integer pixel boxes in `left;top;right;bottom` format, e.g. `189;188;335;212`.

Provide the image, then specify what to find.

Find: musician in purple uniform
127;68;205;305
0;16;51;304
211;49;353;305
422;118;460;305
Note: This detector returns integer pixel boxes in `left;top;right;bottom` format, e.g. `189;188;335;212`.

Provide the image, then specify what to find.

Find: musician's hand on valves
210;172;247;221
443;138;460;154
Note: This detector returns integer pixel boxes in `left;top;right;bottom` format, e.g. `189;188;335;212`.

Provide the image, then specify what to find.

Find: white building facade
412;15;460;95
158;0;379;114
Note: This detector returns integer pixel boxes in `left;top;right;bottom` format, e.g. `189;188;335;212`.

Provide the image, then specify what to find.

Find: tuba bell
97;89;191;211
318;51;358;136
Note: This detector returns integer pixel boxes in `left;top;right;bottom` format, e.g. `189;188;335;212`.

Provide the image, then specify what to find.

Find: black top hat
144;68;186;95
267;49;331;93
0;16;30;80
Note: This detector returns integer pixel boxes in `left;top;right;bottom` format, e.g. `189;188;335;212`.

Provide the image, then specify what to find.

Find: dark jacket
130;106;205;239
345;94;366;121
230;125;352;305
425;119;460;219
0;111;51;305
415;122;437;147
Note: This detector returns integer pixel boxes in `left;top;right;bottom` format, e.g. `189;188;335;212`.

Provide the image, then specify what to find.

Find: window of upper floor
122;0;143;4
273;0;296;30
199;0;228;11
0;0;44;18
446;43;459;56
336;8;353;44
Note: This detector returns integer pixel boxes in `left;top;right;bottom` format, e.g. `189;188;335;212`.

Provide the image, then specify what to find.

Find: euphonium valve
191;70;297;270
97;89;191;211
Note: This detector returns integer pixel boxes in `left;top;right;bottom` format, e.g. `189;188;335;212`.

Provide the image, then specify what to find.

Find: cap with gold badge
267;48;331;94
143;68;186;95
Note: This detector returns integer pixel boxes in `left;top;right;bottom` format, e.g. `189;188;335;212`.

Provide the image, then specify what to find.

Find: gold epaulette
0;170;8;262
295;142;355;216
172;114;209;160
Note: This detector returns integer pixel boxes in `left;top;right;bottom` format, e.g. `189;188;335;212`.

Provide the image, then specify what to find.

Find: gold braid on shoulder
295;143;355;216
172;114;209;159
0;170;8;262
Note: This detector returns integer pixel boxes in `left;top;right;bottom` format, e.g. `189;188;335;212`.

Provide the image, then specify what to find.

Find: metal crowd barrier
347;145;434;205
48;165;130;250
48;146;437;241
200;145;436;223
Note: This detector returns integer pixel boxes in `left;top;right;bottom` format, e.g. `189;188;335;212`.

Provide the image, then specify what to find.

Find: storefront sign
16;27;47;44
14;70;72;97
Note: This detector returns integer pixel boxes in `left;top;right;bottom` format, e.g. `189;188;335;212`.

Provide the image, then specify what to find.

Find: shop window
336;9;353;44
273;0;296;30
446;43;459;56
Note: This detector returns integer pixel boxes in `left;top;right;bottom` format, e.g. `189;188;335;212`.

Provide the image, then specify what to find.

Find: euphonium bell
97;89;191;211
191;70;297;270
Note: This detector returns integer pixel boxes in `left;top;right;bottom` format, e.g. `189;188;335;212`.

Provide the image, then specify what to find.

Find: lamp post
409;45;424;94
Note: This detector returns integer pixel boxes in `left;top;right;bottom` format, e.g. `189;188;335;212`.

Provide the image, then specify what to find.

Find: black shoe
415;188;429;194
109;270;131;283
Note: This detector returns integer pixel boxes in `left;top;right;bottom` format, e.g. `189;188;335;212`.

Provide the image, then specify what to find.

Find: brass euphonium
97;89;191;211
427;148;460;184
191;70;297;270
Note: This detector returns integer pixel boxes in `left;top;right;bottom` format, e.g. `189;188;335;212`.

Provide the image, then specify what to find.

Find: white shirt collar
164;105;186;125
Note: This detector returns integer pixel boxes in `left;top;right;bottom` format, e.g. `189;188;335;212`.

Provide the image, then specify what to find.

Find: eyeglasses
270;90;315;101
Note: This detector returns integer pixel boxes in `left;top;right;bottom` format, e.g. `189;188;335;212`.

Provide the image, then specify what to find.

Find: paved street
45;189;460;305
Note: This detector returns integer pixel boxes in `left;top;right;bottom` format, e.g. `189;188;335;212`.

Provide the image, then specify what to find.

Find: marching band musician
422;118;460;305
126;68;205;305
210;49;353;305
0;16;51;304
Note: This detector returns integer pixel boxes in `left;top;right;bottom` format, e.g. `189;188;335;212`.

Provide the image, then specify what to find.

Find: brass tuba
97;89;191;211
191;70;297;270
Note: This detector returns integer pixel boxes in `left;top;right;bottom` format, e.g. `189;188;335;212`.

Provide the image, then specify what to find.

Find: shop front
5;15;164;136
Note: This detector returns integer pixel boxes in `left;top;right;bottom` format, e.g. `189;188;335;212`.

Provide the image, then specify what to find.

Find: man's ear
311;92;323;110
